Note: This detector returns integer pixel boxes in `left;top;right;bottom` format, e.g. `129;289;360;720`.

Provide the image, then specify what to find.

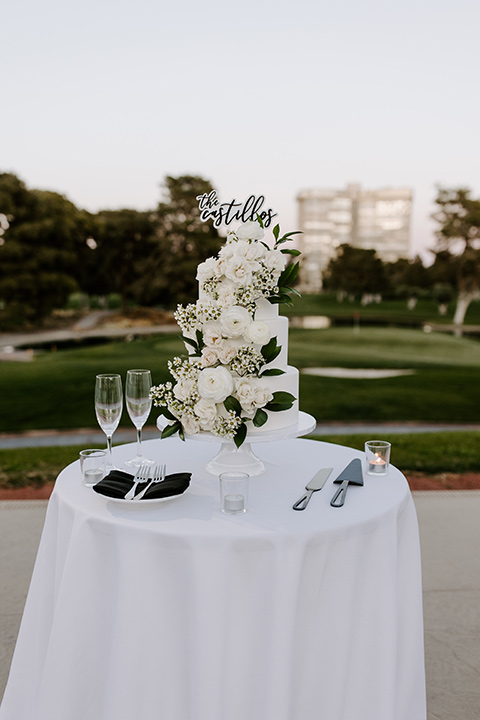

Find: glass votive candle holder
219;472;249;514
365;441;391;476
79;449;107;486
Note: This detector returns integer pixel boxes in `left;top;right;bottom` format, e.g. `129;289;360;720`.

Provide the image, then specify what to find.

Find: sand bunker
301;368;415;379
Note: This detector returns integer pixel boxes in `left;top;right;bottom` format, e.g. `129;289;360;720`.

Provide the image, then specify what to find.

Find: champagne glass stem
136;427;142;458
106;435;113;467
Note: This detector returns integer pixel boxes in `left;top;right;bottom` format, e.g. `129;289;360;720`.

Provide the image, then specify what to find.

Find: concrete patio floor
1;492;479;719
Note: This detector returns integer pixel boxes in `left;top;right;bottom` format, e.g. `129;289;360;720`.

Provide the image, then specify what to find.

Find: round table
0;437;426;720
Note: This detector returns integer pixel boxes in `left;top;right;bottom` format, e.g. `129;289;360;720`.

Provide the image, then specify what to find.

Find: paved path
0;423;479;450
1;492;479;718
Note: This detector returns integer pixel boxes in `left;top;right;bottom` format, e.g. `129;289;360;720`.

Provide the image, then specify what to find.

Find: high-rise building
297;184;413;292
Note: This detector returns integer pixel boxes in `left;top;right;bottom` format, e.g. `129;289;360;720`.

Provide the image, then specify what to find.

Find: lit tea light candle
368;454;387;474
223;494;245;513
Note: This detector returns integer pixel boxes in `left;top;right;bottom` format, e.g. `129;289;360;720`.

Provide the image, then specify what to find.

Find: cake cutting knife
292;468;333;511
330;458;364;507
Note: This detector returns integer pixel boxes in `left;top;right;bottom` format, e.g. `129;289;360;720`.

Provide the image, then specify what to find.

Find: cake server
330;458;364;507
292;467;333;511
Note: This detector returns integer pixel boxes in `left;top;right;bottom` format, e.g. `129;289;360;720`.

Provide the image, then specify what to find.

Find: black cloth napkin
93;469;191;500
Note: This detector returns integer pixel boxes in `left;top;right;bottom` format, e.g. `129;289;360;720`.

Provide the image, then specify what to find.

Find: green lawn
281;293;480;326
0;326;479;432
1;431;479;489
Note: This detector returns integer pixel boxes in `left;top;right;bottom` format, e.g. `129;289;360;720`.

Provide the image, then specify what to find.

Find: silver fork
134;463;166;501
124;463;150;500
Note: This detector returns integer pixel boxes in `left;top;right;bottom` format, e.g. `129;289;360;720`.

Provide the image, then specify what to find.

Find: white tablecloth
0;437;426;720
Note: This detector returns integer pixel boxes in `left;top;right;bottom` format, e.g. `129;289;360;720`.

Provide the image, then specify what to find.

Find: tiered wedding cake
150;219;301;448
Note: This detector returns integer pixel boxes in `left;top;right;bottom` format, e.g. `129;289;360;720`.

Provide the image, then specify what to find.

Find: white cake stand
156;411;316;477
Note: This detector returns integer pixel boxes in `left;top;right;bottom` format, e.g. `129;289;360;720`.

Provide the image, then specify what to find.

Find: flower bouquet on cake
150;219;301;448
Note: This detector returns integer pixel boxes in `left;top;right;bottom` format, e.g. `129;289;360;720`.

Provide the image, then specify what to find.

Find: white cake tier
245;365;299;433
254;297;289;367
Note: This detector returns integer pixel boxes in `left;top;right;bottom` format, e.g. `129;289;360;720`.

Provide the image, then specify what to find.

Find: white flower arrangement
150;219;301;448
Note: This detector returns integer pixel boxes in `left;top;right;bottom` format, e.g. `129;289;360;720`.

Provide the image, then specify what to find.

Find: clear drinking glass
125;369;154;467
95;373;123;471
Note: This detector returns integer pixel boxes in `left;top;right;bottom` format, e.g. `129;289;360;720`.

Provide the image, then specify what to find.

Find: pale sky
2;0;480;262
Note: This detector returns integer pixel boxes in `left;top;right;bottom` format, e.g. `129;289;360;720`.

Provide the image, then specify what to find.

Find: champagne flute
124;369;154;467
95;374;123;471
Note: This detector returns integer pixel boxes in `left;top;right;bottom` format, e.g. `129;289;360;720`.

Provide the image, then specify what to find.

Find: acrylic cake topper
196;191;277;228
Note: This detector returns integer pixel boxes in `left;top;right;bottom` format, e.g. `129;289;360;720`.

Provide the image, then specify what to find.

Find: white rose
216;279;237;307
253;385;274;408
181;413;200;436
193;398;217;430
218;341;238;364
203;321;224;348
263;249;287;274
236;221;265;241
173;378;197;402
244;241;266;262
220;306;252;338
201;346;220;367
235;378;258;413
218;243;235;260
225;257;255;284
197;366;234;403
215;258;228;277
196;256;217;282
244;320;271;345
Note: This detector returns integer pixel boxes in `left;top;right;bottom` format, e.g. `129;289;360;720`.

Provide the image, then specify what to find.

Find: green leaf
234;422;247;448
261;336;282;363
281;231;302;240
272;224;280;240
264;402;294;412
256;213;264;229
196;329;204;351
161;421;181;439
280;248;301;257
224;395;242;416
253;408;268;427
259;368;285;377
158;406;177;422
271;391;296;403
182;335;198;351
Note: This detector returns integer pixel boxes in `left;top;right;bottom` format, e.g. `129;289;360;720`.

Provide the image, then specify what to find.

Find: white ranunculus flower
236;221;265;242
218;341;238;364
235;378;258;412
197;366;234;403
220;306;252;338
263;249;287;274
244;320;271;346
253;385;274;408
193;398;217;430
196;256;218;282
202;321;224;348
201;346;220;367
181;413;200;435
224;257;255;284
173;378;197;402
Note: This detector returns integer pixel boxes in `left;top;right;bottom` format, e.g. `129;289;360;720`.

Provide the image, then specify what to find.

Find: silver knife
292;468;333;511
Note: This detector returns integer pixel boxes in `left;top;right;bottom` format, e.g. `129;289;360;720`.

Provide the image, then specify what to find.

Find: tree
323;244;389;301
0;173;88;328
432;187;480;326
90;209;155;311
140;175;222;307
